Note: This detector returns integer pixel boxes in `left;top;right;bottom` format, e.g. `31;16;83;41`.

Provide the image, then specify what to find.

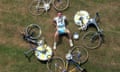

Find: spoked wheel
29;0;45;15
44;0;52;4
82;31;102;49
47;57;65;72
52;0;69;11
71;46;88;64
25;24;42;39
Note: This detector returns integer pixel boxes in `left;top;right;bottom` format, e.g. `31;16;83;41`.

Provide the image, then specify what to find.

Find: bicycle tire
47;57;65;72
82;31;102;49
70;46;88;65
68;66;84;72
25;24;42;39
43;0;52;4
52;0;69;11
29;0;45;16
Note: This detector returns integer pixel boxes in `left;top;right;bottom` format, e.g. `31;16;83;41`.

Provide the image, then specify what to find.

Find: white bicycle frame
36;0;52;12
29;0;69;15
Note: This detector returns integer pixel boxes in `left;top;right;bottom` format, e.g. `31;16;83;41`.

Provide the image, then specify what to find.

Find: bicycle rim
25;24;42;39
52;0;69;11
71;46;88;64
67;60;84;72
29;0;45;15
82;31;102;49
43;0;52;4
47;57;65;72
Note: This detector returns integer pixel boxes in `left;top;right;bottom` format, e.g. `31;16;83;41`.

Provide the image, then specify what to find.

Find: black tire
47;57;65;72
29;0;45;16
52;0;69;11
44;0;52;4
25;24;42;39
70;46;88;64
82;31;102;49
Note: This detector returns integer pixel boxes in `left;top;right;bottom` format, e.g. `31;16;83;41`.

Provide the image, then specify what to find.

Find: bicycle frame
38;0;51;12
89;13;104;43
24;37;53;62
64;50;86;72
47;46;88;72
87;12;103;32
29;0;69;15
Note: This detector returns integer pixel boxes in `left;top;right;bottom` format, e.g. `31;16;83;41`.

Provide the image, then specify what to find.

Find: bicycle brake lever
96;12;99;17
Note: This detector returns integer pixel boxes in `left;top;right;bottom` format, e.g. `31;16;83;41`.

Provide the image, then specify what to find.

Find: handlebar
95;12;101;24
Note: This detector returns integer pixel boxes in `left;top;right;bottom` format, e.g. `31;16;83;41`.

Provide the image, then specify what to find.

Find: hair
57;11;62;15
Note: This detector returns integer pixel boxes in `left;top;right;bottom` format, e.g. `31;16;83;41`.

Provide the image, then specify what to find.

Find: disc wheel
29;0;45;15
82;31;102;49
52;0;69;11
25;24;42;40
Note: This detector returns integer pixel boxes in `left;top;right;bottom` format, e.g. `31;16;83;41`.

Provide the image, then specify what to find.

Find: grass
0;44;48;72
0;0;120;72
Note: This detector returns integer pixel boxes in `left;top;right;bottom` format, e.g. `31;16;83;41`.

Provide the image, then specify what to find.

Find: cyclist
53;12;73;50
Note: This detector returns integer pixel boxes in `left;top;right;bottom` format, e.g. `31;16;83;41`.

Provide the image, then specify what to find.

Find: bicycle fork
36;0;41;12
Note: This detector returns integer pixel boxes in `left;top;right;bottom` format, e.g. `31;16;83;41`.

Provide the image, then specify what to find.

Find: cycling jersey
54;16;67;34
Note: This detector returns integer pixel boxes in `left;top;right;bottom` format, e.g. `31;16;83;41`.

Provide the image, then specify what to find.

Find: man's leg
66;29;73;47
53;31;59;50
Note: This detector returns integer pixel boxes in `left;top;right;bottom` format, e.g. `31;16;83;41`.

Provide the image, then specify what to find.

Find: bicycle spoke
44;0;52;4
82;31;102;49
26;24;42;39
29;0;45;15
53;0;69;11
47;57;65;72
71;46;88;64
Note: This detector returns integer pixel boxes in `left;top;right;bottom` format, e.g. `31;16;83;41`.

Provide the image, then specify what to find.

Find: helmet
73;32;79;40
57;12;62;17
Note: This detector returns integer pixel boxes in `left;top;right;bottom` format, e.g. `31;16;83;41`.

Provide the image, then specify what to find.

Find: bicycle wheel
52;0;69;11
68;66;84;72
47;57;65;72
29;0;45;15
44;0;52;4
82;31;102;49
70;46;88;64
25;24;42;39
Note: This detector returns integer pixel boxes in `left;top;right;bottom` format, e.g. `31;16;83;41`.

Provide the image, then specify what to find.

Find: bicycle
22;24;53;61
47;46;88;72
24;37;53;62
29;0;69;15
81;12;104;49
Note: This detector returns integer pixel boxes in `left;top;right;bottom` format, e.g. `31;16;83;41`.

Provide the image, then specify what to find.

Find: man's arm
53;17;57;27
53;20;57;27
64;16;68;26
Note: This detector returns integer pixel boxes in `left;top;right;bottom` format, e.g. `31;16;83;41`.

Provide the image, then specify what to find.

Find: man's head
57;12;62;17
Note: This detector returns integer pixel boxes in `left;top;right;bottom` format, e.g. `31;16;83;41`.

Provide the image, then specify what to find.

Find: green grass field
0;0;120;72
